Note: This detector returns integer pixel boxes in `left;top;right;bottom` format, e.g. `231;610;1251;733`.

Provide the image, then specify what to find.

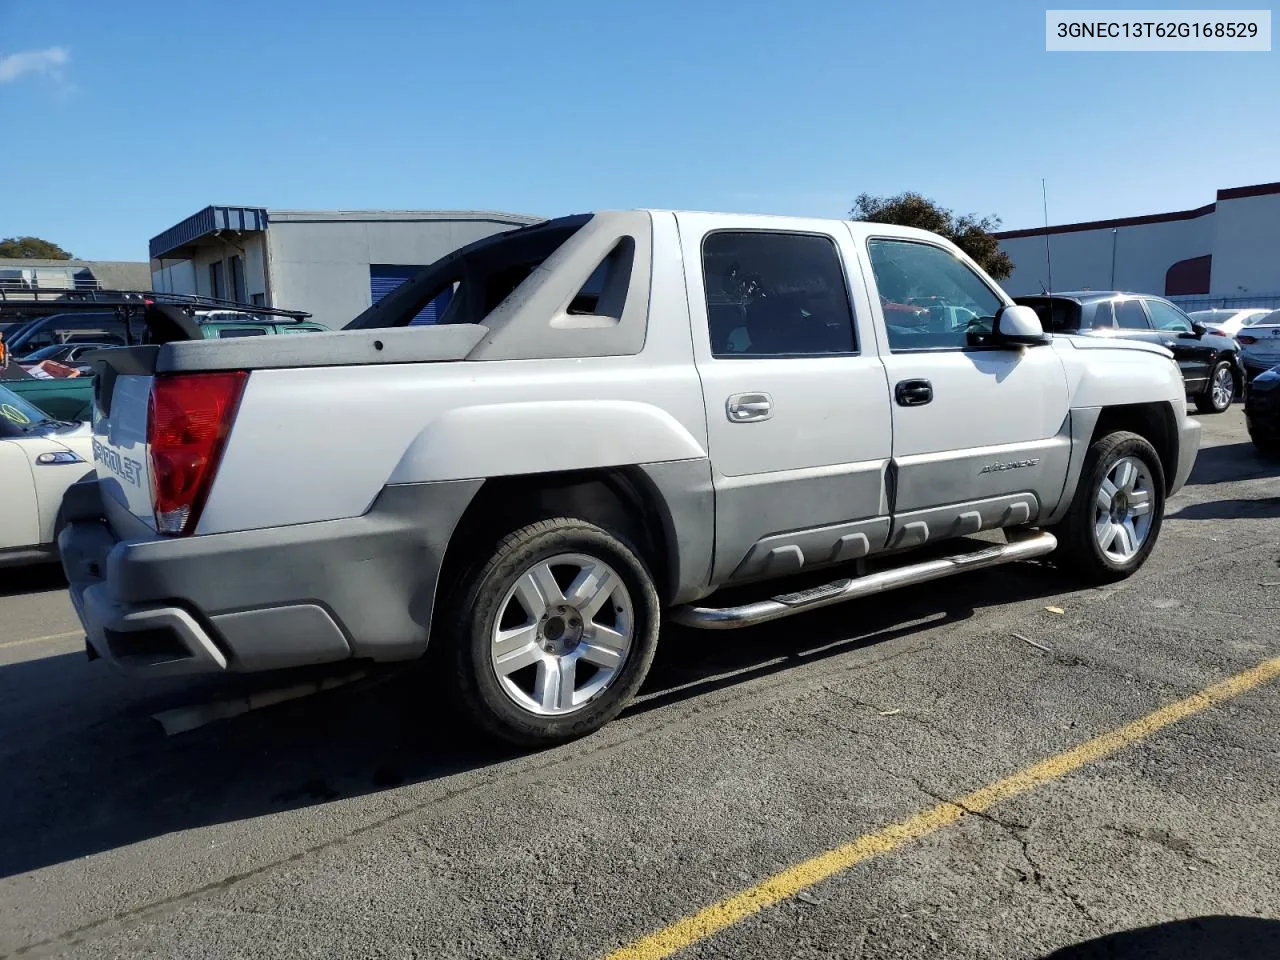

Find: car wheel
444;518;660;747
1051;431;1166;584
1195;361;1235;414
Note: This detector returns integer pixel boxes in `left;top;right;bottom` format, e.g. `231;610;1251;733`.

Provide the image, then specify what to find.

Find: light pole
1110;229;1118;288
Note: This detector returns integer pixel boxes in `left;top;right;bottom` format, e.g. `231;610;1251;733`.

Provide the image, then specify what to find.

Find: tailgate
90;357;157;532
84;303;191;532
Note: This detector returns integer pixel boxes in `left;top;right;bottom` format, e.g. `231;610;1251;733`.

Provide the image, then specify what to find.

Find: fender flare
386;400;708;485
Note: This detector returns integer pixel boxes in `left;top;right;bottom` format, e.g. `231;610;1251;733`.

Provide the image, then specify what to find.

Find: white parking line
0;630;84;651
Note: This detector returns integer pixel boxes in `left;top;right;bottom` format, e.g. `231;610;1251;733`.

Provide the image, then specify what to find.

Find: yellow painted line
606;655;1280;960
0;630;84;651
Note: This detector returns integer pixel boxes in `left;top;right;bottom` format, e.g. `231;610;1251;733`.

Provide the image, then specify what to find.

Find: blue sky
1;0;1277;261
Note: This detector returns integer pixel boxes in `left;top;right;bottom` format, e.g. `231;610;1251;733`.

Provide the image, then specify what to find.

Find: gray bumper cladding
58;479;483;678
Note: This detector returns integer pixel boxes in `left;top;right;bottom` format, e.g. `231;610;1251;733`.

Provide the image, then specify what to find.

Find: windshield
5;313;119;354
21;344;70;362
1244;310;1279;327
0;385;59;437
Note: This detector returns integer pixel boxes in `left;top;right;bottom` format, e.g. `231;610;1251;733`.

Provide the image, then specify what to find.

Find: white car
0;384;95;567
1188;307;1273;339
1237;309;1280;381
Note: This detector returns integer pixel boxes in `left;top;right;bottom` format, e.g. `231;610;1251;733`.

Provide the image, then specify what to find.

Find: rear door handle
726;392;773;423
895;379;933;407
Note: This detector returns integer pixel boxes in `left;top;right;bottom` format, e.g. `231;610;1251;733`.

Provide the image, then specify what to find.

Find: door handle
895;379;933;407
726;392;773;423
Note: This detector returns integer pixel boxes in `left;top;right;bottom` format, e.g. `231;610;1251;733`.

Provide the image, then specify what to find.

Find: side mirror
1191;321;1207;336
993;305;1050;346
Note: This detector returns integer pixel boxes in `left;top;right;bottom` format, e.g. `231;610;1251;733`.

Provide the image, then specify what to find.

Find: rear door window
1115;300;1151;330
701;231;856;357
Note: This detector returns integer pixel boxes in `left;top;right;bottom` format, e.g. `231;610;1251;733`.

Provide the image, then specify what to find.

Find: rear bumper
59;478;481;678
1244;358;1280;380
1169;414;1202;496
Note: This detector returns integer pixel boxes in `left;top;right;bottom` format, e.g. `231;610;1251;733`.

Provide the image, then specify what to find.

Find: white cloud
0;46;70;84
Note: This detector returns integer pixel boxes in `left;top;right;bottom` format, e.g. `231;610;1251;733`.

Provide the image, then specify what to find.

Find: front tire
444;518;660;747
1195;360;1235;414
1051;431;1166;584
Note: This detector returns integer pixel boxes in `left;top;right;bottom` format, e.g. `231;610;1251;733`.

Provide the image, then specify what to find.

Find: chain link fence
1168;293;1280;313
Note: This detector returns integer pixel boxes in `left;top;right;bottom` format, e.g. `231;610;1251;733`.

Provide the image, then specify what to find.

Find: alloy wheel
1093;456;1155;563
489;553;634;717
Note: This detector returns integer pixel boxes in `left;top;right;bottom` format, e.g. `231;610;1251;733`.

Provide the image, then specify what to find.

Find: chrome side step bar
670;531;1057;630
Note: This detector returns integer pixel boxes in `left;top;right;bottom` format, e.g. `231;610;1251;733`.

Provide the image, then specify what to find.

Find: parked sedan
0;384;94;567
1244;363;1280;454
1015;292;1244;414
1235;310;1280;381
1187;307;1274;339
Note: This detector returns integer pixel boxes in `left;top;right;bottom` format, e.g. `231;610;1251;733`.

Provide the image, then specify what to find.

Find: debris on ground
1013;632;1053;653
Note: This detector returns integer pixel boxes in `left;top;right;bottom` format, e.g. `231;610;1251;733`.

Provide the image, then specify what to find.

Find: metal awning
149;206;267;260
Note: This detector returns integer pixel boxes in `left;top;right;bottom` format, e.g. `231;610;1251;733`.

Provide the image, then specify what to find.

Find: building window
209;260;224;299
229;255;246;302
251;293;265;306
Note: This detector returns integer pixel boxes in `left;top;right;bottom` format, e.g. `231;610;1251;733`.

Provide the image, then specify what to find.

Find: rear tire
443;518;660;747
1251;434;1280;457
1195;360;1235;414
1051;431;1166;584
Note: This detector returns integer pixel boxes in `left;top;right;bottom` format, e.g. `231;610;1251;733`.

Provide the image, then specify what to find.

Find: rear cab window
700;231;857;357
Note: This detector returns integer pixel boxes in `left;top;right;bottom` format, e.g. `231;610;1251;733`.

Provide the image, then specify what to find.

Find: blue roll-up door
369;264;453;325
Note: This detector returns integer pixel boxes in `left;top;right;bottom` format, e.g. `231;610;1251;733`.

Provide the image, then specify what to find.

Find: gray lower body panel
58;479;482;677
1171;415;1202;495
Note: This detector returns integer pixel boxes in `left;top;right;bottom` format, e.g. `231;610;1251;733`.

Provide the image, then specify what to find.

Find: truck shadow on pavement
0;561;66;598
1170;497;1280;521
1187;441;1280;485
1043;915;1280;959
0;560;1071;879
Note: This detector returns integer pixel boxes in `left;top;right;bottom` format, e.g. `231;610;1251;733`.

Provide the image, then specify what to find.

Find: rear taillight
147;371;246;535
1239;335;1258;345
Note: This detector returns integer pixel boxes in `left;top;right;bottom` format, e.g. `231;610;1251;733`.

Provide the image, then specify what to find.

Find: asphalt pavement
1;407;1278;959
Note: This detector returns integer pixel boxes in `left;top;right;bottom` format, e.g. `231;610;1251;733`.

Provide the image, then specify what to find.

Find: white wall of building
151;259;196;294
1210;193;1280;296
152;234;268;302
998;212;1214;297
264;213;536;327
996;182;1280;301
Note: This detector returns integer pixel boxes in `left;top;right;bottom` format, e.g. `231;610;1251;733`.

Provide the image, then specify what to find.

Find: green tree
850;192;1013;281
0;236;74;260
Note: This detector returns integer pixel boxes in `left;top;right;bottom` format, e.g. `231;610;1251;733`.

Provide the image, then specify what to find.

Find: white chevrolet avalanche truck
60;211;1201;745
